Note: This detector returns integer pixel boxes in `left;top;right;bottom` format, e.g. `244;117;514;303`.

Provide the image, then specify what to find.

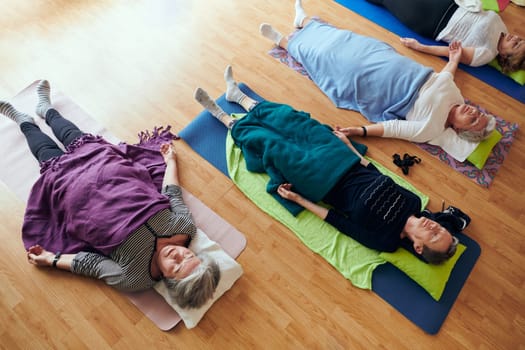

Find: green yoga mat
226;126;429;289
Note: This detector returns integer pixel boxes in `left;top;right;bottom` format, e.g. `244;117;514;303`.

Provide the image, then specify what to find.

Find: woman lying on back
366;0;525;73
259;1;496;159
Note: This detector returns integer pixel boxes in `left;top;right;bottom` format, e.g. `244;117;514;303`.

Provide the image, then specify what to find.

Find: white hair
458;113;497;143
163;253;220;309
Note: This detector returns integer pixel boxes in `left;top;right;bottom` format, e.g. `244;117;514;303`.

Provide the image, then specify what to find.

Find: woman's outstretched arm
337;119;427;143
401;38;475;66
160;142;180;188
332;130;370;167
441;41;464;77
336;124;385;138
277;183;329;219
27;245;74;271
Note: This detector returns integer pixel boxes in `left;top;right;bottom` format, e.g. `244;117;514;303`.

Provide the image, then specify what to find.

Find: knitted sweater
323;164;421;252
71;185;197;292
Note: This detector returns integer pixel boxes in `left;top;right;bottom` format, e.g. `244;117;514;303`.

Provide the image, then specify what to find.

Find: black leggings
20;109;85;163
366;0;458;39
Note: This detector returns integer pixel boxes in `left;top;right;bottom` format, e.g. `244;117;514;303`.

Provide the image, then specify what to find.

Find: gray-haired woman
194;66;467;265
1;80;220;309
260;1;496;158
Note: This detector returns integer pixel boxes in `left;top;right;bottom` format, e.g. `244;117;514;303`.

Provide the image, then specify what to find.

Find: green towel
226;130;429;289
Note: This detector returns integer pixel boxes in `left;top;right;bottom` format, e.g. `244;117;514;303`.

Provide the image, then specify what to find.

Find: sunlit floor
0;0;524;348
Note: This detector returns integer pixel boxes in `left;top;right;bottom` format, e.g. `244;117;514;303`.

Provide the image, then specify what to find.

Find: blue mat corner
179;83;263;176
372;231;480;334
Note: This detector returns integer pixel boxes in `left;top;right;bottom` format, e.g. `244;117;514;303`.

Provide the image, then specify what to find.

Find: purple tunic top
22;128;178;255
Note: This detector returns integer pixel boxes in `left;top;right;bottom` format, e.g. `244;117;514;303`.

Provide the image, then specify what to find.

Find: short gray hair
422;236;459;265
457;113;496;143
163;253;221;309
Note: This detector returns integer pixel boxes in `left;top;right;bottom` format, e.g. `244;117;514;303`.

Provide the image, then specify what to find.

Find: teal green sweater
231;101;367;215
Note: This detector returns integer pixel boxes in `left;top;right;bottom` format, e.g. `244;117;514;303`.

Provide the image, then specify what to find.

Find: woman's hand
278;184;329;220
333;130;351;145
400;37;422;50
448;41;463;64
334;126;363;137
277;183;302;203
27;245;54;267
160;142;177;164
161;141;180;187
335;128;371;167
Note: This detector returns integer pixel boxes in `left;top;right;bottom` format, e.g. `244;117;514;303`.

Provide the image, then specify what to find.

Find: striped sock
36;80;52;119
194;88;227;121
0;101;35;125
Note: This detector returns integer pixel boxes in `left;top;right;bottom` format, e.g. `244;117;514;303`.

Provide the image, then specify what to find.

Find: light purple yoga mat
0;81;246;330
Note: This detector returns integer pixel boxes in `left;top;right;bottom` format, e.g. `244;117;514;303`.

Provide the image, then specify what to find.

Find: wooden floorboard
0;0;524;348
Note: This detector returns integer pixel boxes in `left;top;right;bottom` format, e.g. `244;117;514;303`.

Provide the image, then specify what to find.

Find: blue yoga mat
179;83;481;334
334;0;525;103
179;84;264;175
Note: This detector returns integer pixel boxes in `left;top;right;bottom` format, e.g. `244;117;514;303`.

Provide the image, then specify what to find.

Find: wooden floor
1;0;524;349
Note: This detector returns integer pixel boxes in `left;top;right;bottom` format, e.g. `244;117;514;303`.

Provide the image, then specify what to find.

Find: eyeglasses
447;236;459;257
